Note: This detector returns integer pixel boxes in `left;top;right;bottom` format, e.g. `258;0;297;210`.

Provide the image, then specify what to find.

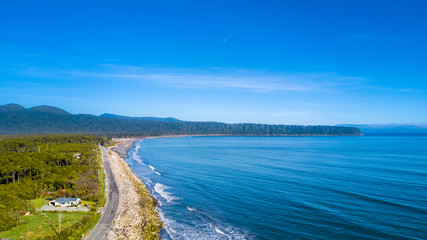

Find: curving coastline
108;138;162;239
107;134;364;239
107;135;212;239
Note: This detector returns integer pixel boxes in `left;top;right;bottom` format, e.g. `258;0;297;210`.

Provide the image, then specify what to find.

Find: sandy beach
107;138;162;239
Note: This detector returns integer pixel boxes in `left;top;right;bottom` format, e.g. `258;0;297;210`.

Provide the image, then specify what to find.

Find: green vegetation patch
0;212;86;240
0;135;110;237
31;197;47;208
0;105;362;136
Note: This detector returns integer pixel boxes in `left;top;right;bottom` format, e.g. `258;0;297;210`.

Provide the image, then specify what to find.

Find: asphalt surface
86;146;120;240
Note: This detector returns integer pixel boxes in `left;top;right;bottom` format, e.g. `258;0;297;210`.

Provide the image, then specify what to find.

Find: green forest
0;135;108;238
0;104;362;136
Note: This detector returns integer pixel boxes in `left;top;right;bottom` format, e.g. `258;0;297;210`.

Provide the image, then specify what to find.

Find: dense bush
0;107;362;136
0;135;106;232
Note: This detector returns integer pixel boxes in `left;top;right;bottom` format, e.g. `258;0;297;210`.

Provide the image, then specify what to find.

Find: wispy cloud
23;64;366;93
12;63;393;93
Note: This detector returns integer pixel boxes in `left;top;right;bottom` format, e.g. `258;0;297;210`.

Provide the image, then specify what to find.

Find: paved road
86;146;120;240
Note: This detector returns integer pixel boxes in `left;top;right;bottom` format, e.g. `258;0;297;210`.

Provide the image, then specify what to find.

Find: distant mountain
0;104;70;115
0;103;362;136
338;124;427;135
27;105;71;115
100;113;182;122
0;103;25;113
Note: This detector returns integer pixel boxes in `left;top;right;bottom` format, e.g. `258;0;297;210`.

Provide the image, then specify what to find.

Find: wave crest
154;183;177;202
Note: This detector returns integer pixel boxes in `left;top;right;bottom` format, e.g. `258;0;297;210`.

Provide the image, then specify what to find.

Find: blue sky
1;0;427;124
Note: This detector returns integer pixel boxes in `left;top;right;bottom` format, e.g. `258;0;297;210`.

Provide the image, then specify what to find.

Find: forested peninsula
0;104;362;136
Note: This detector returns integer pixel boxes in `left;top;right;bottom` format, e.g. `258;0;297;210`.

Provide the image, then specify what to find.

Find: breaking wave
154;183;177;202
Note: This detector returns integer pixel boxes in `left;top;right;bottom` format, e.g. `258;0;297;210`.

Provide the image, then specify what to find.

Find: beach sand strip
108;138;162;240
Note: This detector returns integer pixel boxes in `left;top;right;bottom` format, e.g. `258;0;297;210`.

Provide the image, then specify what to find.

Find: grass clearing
31;197;48;208
81;200;96;208
0;211;86;239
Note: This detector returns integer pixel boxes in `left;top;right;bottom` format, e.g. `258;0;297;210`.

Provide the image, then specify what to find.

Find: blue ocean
126;136;427;240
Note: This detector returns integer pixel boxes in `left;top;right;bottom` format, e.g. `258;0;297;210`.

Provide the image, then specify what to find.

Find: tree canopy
0;135;106;232
0;104;362;136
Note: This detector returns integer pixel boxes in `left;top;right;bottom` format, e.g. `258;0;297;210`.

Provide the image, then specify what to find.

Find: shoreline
110;133;363;158
109;134;233;157
107;138;162;239
107;134;363;238
108;135;201;239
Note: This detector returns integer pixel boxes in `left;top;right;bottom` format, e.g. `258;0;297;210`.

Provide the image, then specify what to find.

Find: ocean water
126;136;427;240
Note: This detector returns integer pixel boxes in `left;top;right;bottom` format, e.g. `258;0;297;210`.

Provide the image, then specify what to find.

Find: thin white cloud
58;64;367;93
13;63;382;93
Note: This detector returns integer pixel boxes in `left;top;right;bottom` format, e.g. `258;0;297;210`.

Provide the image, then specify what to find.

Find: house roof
55;198;80;203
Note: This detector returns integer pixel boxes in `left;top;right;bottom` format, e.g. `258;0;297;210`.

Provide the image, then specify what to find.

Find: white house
49;198;81;207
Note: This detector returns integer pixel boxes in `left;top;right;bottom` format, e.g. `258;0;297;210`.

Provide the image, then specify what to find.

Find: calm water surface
126;136;427;240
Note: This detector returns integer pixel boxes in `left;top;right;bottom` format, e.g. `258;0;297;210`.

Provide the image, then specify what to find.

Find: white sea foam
132;151;143;164
186;207;196;211
157;207;251;240
146;164;162;175
164;218;249;240
215;227;226;236
131;142;144;163
154;183;176;202
141;176;153;184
